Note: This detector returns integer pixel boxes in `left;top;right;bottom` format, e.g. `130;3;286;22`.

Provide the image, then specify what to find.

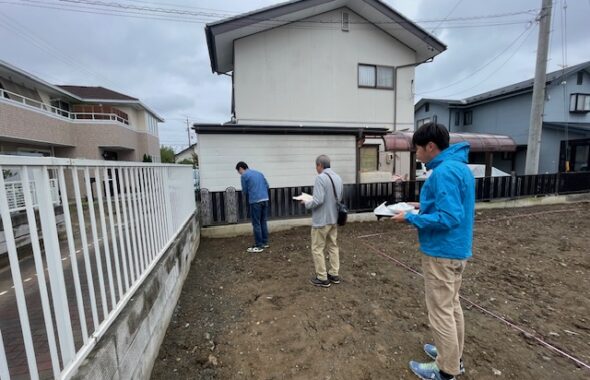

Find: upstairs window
577;72;583;85
358;64;394;90
570;93;590;112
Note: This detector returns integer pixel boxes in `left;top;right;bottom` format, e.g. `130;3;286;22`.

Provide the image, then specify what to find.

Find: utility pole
525;0;552;175
186;117;191;147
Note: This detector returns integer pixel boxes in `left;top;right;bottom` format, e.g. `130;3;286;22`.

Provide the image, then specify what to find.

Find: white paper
293;192;313;202
374;201;418;216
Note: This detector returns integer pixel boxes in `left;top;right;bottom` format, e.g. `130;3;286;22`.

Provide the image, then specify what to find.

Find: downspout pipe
394;57;434;131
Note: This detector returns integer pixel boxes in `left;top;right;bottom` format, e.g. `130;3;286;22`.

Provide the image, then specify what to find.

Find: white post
124;168;141;280
103;167;124;299
116;168;134;286
0;329;10;380
21;167;62;378
72;168;100;330
0;166;39;379
95;168;117;307
32;167;76;365
162;167;174;238
57;167;89;344
83;167;109;319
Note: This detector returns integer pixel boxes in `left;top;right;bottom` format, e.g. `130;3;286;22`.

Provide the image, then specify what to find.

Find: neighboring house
414;61;590;174
196;0;446;191
174;143;197;164
0;59;164;162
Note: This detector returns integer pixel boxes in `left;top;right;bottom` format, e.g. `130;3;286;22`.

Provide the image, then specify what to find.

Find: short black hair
412;122;450;150
235;161;248;171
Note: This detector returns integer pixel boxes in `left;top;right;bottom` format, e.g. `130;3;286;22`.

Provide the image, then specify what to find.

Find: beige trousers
422;255;467;376
310;225;339;281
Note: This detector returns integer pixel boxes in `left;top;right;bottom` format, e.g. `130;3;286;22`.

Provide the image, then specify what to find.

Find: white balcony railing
0;88;130;126
0;155;196;379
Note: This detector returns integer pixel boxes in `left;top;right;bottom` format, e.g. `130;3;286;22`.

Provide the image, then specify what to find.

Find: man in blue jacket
236;162;270;253
392;123;475;380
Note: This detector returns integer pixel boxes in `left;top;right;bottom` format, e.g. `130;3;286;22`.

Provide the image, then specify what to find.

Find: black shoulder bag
325;173;348;226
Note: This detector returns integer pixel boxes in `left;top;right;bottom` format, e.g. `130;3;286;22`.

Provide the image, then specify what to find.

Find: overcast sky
1;0;588;151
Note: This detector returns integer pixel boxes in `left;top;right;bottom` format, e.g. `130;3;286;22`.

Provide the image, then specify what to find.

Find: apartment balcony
0;88;131;127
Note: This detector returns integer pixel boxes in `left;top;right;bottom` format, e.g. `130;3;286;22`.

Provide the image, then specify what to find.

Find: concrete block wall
71;211;200;380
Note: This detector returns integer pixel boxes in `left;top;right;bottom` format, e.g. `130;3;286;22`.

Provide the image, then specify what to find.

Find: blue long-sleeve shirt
405;142;475;260
240;169;269;204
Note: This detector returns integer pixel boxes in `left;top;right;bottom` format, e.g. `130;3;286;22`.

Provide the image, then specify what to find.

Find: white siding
198;134;356;191
234;7;416;129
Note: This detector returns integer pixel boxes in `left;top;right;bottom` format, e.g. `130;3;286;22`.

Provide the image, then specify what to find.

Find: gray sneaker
423;344;465;375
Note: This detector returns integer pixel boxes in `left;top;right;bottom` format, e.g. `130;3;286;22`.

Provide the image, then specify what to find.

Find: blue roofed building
414;61;590;174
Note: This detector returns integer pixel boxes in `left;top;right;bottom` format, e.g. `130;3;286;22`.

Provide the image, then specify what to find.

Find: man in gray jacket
303;155;343;288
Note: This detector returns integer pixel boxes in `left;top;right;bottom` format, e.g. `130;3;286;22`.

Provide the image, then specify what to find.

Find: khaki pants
422;255;467;376
310;225;339;281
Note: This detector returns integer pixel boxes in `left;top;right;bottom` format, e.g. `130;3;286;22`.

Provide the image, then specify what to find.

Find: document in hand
373;202;417;218
293;193;313;202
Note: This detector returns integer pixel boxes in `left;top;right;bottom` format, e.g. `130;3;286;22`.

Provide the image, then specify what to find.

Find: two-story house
0;60;163;162
194;0;446;191
414;61;590;174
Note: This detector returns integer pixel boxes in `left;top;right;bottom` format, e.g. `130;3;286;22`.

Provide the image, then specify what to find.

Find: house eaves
193;123;389;137
205;0;446;74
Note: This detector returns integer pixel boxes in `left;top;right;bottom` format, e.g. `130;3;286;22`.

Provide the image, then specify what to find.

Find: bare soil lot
152;203;590;380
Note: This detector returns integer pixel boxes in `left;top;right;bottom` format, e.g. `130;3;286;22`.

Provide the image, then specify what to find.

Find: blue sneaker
423;344;465;375
409;361;455;380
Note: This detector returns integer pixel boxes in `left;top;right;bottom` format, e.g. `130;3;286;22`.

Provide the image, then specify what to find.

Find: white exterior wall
117;106;140;131
234;8;416;129
395;66;416;131
198;134;356;191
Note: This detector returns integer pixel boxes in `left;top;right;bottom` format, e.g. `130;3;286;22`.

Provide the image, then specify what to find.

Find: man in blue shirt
236;162;270;253
392;123;475;380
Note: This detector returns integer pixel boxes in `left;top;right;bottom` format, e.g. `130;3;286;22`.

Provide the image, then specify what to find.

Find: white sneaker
246;246;264;253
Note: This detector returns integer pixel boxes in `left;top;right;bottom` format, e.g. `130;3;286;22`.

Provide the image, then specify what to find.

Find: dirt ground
151;202;590;380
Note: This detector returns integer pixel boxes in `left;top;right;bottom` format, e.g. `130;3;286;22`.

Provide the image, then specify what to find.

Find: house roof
205;0;446;73
193;123;389;136
415;60;590;111
174;143;197;158
384;131;516;152
58;85;139;101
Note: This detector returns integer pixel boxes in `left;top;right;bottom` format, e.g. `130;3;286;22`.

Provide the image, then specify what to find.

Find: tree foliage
160;146;175;163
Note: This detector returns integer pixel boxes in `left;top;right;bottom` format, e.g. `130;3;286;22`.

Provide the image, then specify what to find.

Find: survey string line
358;239;590;372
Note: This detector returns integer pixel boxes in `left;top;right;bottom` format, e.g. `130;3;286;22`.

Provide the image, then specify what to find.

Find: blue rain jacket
405;142;475;260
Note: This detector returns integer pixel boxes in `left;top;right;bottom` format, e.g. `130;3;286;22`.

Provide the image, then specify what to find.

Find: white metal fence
0;155;196;379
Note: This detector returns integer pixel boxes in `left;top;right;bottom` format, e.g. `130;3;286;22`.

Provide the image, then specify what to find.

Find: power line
57;0;537;24
438;23;537;98
4;0;539;29
417;20;536;95
0;9;119;88
430;0;464;33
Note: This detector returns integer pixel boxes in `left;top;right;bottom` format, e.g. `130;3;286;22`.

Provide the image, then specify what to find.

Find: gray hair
315;155;331;169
